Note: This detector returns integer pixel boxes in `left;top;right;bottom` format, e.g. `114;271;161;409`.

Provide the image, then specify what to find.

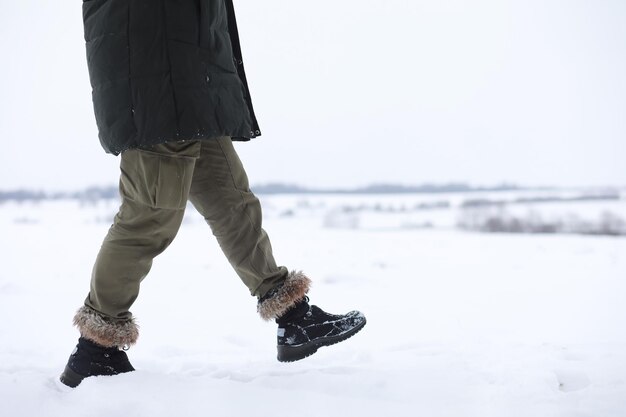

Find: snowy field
1;193;625;417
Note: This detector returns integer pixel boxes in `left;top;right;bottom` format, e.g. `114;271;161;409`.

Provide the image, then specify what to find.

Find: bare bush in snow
457;207;626;236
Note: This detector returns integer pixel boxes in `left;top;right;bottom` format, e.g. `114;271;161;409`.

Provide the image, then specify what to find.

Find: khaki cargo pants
85;136;288;321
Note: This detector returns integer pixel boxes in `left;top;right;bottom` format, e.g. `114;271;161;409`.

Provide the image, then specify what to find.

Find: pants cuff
257;270;311;321
73;305;139;348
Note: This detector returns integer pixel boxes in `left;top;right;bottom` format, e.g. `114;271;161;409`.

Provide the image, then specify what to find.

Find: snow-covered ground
1;194;625;417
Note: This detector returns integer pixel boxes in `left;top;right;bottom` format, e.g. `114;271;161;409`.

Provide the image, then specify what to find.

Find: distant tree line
0;182;525;204
461;193;620;208
0;187;119;204
252;182;522;194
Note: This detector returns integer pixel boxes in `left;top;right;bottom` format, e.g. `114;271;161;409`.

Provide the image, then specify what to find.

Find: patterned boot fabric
59;337;135;388
276;298;366;362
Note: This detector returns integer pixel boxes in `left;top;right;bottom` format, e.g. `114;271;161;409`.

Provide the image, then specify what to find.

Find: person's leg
61;140;202;387
73;141;201;348
188;137;310;319
188;137;365;362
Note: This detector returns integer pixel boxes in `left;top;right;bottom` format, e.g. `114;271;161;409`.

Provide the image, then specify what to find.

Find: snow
1;195;625;417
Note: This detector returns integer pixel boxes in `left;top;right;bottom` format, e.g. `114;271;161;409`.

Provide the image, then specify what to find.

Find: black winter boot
59;337;135;388
276;297;366;362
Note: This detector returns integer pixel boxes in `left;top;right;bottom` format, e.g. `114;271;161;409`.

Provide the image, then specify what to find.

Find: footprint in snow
554;369;591;392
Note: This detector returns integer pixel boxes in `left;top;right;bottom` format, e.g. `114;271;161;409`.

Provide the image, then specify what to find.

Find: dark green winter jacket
82;0;260;155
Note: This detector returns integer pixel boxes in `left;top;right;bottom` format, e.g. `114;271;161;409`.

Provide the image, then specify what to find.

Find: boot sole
277;317;367;362
59;365;86;388
51;375;75;393
59;365;135;388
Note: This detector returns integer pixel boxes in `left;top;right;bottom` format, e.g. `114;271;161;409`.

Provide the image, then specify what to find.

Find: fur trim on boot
257;270;312;321
73;306;139;348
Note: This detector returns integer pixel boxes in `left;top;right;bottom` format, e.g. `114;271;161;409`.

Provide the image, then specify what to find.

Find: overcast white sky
1;0;624;190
